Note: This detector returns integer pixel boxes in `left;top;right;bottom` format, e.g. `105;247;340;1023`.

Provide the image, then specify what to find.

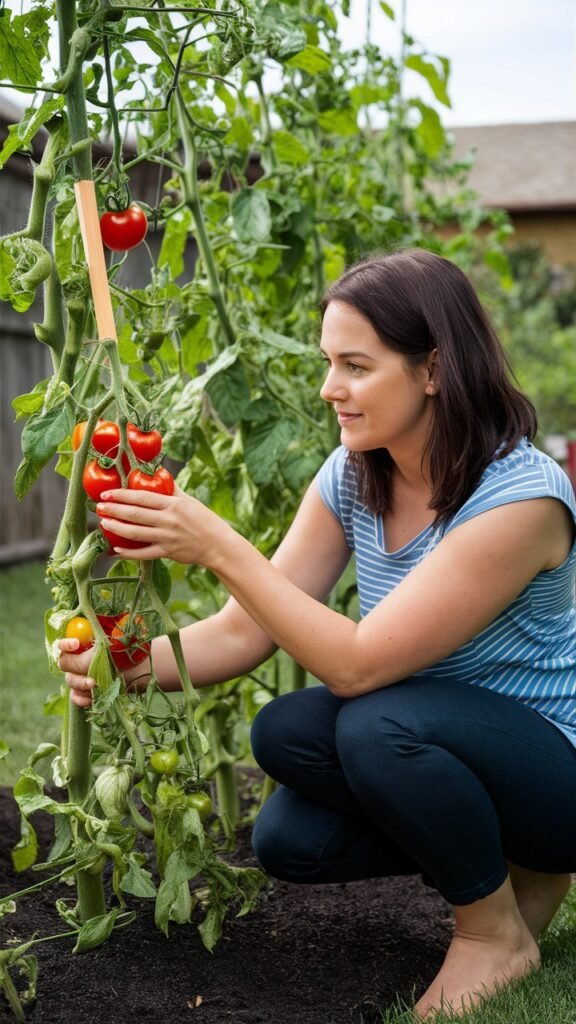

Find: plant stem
174;90;236;352
0;968;25;1023
140;563;203;762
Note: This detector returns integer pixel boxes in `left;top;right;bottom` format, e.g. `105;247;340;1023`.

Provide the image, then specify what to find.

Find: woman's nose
320;368;346;402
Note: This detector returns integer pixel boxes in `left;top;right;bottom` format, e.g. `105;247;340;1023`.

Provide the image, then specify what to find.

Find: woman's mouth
337;412;362;425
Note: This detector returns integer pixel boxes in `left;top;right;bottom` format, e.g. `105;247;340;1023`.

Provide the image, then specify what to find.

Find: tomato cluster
64;612;151;672
74;419;174;550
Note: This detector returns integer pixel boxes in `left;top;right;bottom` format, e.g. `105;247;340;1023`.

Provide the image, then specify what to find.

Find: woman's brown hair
320;248;537;524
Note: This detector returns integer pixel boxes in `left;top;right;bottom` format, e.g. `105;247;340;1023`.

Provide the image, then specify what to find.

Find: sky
1;0;575;127
342;0;576;125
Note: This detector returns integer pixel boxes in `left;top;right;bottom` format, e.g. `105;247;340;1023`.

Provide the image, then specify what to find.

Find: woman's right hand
57;638;96;708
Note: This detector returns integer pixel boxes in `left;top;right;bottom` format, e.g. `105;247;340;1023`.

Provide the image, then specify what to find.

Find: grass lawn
0;561;60;787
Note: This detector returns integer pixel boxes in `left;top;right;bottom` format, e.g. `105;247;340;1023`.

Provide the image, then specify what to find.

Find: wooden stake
74;179;117;342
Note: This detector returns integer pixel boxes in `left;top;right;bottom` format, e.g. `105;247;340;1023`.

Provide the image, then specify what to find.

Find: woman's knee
250;685;342;778
251;787;319;882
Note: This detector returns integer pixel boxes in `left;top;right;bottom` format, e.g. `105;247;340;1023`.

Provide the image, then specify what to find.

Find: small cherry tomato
65;616;95;653
109;613;150;671
150;749;179;775
186;791;213;821
127;466;174;495
83;461;122;502
127;423;163;462
72;421;90;451
91;420;121;458
100;204;148;252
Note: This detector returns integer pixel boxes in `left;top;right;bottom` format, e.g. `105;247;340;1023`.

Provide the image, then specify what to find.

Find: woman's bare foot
414;878;540;1020
508;864;572;939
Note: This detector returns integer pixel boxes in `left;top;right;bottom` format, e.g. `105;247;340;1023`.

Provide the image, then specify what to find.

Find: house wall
505;211;576;267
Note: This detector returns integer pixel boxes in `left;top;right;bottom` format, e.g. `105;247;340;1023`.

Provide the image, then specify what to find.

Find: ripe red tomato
65;616;95;652
91;420;121;457
100;205;148;252
127;466;174;495
98;521;144;552
127;423;162;462
83;461;122;502
109;613;150;671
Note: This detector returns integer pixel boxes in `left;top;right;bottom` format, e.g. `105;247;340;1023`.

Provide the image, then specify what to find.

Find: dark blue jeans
250;679;576;905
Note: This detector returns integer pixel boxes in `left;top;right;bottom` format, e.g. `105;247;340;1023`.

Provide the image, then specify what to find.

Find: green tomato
150;749;179;775
186;791;213;821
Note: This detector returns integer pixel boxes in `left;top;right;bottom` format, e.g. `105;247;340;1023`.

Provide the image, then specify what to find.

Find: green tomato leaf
15;401;74;500
272;129;310;166
0;10;42;88
11;815;38;873
0;97;65;169
412;100;446;157
12;378;50;420
120;858;157;899
205;358;251;427
73;909;119;953
318;108;358;136
242;416;293;485
286;44;331;75
405;54;451;108
231;188;272;244
0;740;10;762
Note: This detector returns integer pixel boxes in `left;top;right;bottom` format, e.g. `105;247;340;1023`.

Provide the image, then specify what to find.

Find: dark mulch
0;774;453;1024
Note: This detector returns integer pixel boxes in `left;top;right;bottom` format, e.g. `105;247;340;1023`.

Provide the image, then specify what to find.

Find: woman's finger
111;543;164;560
96;500;168;524
98;488;172;508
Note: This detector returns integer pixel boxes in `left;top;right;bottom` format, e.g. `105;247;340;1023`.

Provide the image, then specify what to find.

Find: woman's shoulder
447;438;576;532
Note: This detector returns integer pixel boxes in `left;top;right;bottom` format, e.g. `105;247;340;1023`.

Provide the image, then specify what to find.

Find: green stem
204;713;239;839
254;73;276;171
127;794;154;836
57;6;92;179
288;660;307;692
140;563;203;760
0;967;25;1023
54;298;87;389
174;90;235;352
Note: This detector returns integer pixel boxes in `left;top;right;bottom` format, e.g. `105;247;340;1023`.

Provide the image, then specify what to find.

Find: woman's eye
347;363;364;374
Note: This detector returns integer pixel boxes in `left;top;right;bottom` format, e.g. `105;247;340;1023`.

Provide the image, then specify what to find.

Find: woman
59;249;576;1019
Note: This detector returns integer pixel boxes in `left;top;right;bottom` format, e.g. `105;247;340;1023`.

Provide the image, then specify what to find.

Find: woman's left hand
95;485;232;566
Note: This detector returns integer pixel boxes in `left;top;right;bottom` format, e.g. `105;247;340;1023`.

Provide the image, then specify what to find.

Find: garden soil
0;771;453;1024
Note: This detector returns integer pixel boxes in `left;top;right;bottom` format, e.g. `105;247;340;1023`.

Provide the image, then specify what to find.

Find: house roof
446;121;576;212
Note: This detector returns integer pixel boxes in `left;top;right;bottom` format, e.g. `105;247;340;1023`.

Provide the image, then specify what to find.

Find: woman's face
319;301;436;456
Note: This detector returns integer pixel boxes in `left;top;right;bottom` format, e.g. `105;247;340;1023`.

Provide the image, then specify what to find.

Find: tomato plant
65;616;95;652
100;205;148;251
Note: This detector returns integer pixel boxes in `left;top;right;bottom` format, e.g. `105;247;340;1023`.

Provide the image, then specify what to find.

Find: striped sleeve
446;446;576;535
314;446;356;549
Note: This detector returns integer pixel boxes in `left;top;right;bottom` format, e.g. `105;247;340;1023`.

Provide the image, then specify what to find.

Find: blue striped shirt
316;439;576;747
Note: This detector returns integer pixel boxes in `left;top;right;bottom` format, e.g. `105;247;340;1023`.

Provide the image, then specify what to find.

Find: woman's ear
425;348;438;395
